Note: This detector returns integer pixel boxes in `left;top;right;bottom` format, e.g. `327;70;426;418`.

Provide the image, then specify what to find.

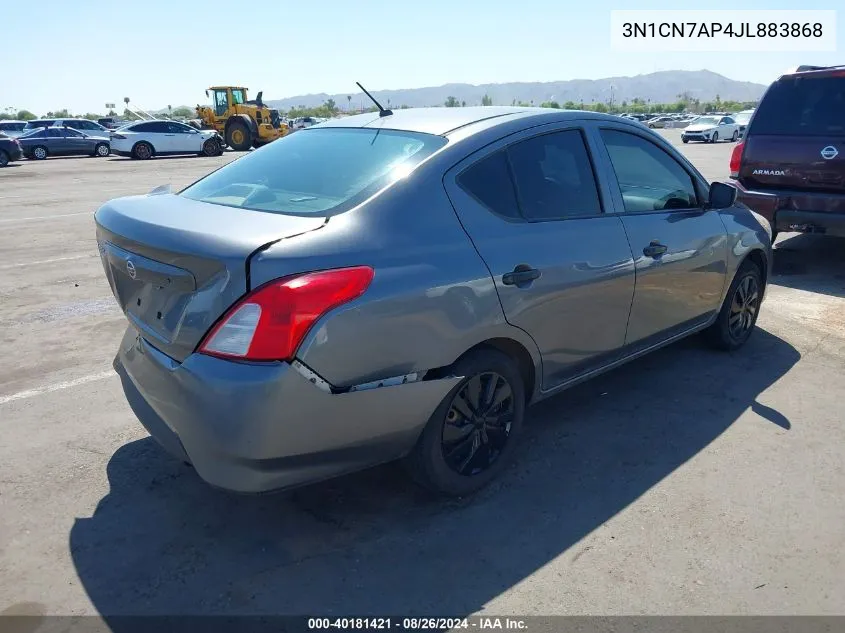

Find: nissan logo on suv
821;146;839;160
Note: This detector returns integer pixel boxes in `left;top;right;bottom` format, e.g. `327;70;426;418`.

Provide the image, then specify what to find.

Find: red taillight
198;266;374;362
729;141;745;178
110;133;126;140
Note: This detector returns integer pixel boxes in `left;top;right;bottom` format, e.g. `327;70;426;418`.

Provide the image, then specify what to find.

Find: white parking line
0;370;115;406
0;254;94;269
0;212;91;223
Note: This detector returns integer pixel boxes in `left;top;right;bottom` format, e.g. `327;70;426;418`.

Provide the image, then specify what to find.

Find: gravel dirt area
1;132;843;618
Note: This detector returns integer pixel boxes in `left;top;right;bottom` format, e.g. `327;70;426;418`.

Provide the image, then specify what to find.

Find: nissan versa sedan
94;107;772;497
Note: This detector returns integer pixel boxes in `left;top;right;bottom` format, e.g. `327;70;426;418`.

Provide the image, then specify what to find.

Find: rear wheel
404;348;526;497
226;120;252;151
0;150;8;167
32;145;48;160
132;142;153;160
94;143;110;157
704;260;763;351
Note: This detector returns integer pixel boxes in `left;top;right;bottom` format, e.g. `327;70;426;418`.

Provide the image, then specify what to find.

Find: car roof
310;106;626;136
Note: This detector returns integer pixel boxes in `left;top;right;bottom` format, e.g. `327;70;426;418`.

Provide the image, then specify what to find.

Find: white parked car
681;115;740;143
109;120;223;160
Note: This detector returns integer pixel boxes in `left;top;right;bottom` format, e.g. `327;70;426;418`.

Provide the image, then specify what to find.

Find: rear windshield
751;74;845;136
180;127;447;215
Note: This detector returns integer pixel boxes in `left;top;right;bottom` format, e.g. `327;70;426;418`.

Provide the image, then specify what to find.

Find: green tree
481;94;493;106
49;108;71;118
82;113;102;120
592;102;609;113
172;106;194;118
540;101;561;109
16;110;37;121
444;96;459;107
562;101;577;110
325;98;337;113
399;104;410;109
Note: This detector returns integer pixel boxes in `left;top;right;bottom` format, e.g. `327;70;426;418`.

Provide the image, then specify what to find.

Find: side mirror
708;181;738;209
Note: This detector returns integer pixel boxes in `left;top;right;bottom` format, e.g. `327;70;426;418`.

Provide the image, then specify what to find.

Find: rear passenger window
600;129;699;212
751;75;845;136
457;151;521;219
507;130;603;220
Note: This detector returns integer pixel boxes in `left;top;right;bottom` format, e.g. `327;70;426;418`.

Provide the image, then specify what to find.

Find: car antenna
356;82;392;117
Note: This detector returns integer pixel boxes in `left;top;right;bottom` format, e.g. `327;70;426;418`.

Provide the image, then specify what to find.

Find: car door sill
536;317;714;402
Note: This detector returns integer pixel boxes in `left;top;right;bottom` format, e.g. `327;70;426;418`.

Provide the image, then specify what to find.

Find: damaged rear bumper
113;326;461;493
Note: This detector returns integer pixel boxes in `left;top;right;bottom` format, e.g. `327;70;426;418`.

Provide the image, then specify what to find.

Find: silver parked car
94;107;772;497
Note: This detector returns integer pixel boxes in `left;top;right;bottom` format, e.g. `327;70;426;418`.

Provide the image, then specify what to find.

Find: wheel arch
427;337;539;405
743;247;769;290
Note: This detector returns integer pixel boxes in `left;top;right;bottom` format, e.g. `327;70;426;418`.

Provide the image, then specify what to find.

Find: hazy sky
4;0;842;115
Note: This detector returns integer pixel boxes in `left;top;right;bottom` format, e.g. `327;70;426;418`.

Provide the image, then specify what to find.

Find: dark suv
730;65;845;240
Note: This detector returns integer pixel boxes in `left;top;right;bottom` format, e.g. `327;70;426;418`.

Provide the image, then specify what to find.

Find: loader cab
208;87;248;118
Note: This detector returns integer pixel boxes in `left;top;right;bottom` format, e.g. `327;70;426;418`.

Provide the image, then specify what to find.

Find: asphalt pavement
1;131;843;618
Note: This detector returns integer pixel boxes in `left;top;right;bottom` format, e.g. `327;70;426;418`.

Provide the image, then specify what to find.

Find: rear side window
47;128;65;138
751;75;845;136
181;127;447;215
457;151;520;219
507;130;602;220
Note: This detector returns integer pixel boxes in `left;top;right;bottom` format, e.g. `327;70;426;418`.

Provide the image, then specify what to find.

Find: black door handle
643;241;668;258
502;264;541;286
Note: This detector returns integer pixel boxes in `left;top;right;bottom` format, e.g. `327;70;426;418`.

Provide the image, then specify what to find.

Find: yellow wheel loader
194;86;288;151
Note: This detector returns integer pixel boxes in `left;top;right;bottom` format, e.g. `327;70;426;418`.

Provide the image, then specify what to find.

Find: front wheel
226;121;252;151
404;348;526;497
704;260;763;351
201;138;221;157
711;131;719;143
731;130;739;142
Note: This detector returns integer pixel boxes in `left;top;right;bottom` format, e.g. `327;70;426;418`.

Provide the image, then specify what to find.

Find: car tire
94;143;110;157
0;150;8;167
682;138;689;144
132;142;153;160
226;120;252;151
704;260;763;351
711;131;719;143
731;130;739;142
201;138;220;157
32;145;48;160
404;348;526;497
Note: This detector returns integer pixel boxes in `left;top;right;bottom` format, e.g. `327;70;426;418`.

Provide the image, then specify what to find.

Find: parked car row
0;118;224;166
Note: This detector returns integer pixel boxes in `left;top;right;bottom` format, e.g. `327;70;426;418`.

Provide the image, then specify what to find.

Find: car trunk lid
95;192;326;362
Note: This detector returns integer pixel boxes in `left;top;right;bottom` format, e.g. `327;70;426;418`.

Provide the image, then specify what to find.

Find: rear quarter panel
249;154;543;392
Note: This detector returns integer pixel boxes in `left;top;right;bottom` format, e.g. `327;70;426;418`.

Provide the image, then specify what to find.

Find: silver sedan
94;106;772;497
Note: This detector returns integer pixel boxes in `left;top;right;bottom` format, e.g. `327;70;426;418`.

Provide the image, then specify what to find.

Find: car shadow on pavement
772;234;845;298
70;328;798;619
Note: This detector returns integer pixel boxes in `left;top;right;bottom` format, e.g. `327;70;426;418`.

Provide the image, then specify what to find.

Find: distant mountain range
264;70;767;111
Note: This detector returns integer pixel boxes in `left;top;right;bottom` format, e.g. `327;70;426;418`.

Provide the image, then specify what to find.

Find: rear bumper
113;326;460;493
733;181;845;237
